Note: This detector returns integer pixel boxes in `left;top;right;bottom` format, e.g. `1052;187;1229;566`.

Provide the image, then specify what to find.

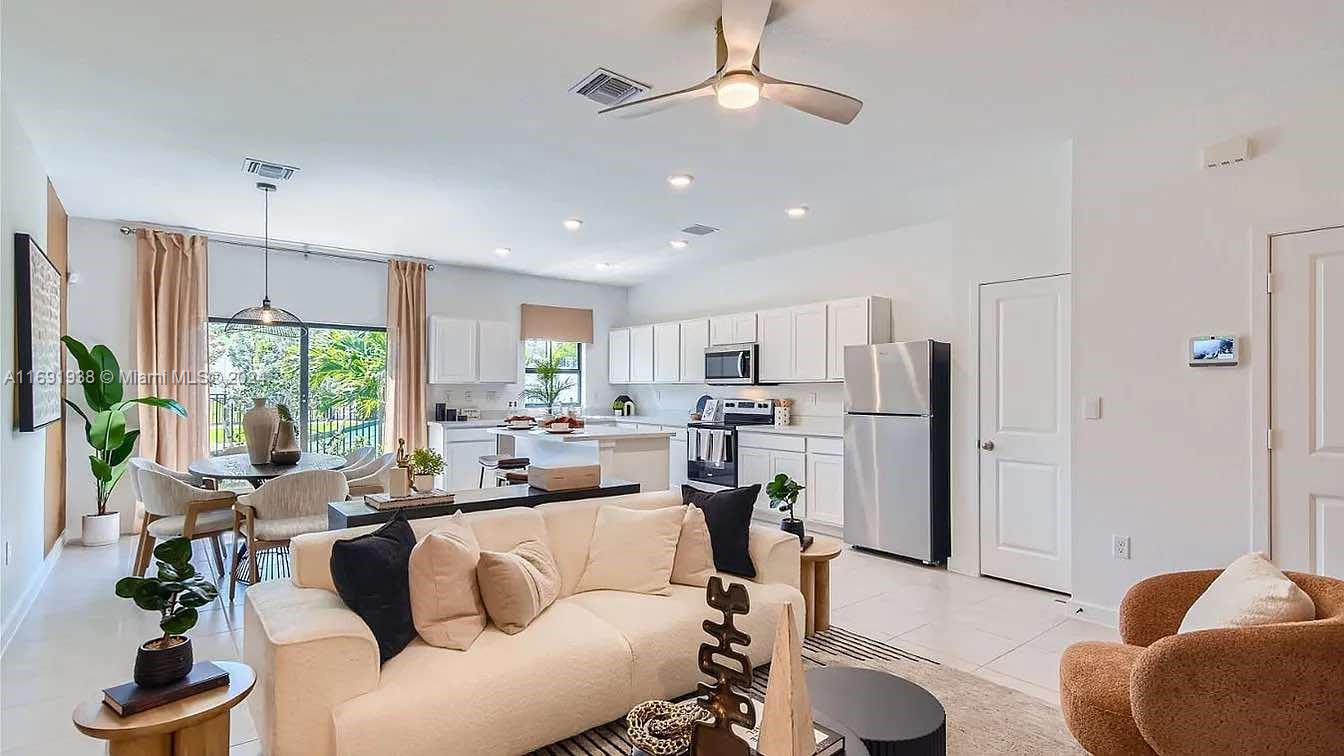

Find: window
523;340;582;410
207;320;388;455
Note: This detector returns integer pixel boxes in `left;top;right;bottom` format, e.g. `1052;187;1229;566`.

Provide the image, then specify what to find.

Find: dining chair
132;465;237;577
128;457;197;573
344;452;397;497
231;469;349;599
340;445;375;469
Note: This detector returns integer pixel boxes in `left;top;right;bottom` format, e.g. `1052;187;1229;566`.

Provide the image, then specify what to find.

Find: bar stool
494;469;530;486
478;455;529;487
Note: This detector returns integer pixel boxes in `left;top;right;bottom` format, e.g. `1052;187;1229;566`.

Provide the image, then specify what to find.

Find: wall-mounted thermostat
1189;336;1238;366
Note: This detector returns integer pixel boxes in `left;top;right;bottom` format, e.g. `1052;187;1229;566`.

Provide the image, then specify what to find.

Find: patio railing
209;394;383;456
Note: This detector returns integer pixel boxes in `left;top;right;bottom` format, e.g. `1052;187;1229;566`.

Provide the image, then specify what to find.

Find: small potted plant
409;447;445;492
114;537;219;687
767;473;807;541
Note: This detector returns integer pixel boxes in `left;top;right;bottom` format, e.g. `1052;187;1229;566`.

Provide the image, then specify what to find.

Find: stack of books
364;490;455;510
102;661;230;717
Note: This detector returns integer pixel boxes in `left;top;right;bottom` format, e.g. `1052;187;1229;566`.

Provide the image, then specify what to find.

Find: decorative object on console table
628;699;711;756
768;473;807;542
389;438;412;497
691;576;755;756
757;603;814;756
61;335;188;547
527;464;601;491
269;403;302;465
409;447;444;491
13;232;63;432
363;490;456;511
242;397;278;464
113;537;219;688
101;661;230;717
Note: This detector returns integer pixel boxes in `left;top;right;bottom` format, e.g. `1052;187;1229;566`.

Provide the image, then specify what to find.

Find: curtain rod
117;223;436;270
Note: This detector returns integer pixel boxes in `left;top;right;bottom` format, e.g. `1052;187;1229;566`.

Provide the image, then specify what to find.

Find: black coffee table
806;667;946;756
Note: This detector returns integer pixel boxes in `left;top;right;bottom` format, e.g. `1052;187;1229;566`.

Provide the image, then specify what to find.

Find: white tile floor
1;536;1117;753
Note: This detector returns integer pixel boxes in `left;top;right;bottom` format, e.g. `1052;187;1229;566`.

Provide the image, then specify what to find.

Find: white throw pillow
1178;552;1315;633
575;505;684;596
671;505;716;587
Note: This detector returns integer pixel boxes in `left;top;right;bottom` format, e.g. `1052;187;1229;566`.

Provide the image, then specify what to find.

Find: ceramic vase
413;473;435;492
82;512;120;547
242;398;278;464
270;420;302;465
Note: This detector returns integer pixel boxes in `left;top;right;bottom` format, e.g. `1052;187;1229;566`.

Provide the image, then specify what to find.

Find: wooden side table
73;660;255;755
799;535;844;637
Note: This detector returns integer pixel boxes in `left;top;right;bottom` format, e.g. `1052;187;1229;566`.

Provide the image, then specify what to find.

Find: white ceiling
5;0;1342;284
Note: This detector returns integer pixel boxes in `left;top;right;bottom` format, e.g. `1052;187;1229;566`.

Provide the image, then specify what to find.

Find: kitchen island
489;425;674;493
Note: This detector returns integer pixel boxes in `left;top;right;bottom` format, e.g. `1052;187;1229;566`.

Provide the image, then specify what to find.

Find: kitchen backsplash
616;383;847;419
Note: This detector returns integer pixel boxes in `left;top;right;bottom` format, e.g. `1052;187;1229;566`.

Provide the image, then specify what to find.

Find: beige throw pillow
576;505;685;595
1178;552;1315;633
671;505;716;587
476;539;561;634
408;517;486;650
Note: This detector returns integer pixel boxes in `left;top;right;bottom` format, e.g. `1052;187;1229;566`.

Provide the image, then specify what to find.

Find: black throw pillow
330;513;417;662
682;484;760;578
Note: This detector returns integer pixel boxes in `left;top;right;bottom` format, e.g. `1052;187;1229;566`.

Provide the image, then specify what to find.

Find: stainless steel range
686;399;774;488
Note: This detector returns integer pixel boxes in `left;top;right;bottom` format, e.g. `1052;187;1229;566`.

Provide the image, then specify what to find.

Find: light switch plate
1084;396;1102;420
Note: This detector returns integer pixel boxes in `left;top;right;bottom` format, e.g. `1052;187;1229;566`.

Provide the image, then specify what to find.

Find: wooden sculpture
757;603;815;756
691;577;754;756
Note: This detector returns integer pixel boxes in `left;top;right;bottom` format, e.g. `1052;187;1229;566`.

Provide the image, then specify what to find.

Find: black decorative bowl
134;635;193;688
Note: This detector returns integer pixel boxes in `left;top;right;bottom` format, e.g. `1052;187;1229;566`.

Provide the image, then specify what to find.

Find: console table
328;478;641;529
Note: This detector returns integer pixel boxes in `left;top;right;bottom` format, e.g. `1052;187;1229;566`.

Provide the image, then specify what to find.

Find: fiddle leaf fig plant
61;336;186;516
115;538;219;644
766;473;805;519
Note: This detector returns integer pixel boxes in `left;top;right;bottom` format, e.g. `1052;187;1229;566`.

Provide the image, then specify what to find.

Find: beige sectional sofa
243;490;805;756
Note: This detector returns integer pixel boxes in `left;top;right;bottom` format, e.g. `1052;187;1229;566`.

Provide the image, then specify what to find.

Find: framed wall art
14;232;64;431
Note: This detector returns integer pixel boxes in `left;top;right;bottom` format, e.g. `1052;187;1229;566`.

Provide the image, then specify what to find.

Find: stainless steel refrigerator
842;340;951;563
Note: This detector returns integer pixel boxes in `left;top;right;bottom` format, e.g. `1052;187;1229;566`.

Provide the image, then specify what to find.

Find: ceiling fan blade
721;0;772;71
598;78;716;118
760;75;863;124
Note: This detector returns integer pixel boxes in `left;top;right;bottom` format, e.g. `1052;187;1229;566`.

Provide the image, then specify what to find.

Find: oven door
704;345;757;385
687;427;737;487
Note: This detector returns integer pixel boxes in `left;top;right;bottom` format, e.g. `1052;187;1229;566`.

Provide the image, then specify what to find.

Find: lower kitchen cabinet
665;425;688;489
737;447;772;511
770;451;807;519
445;440;496;490
806;451;844;527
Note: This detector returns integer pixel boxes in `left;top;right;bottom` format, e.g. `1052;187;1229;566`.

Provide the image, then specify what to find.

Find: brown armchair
1059;570;1344;755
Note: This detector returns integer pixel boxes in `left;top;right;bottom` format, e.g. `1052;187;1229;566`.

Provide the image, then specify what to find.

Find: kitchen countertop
585;414;844;438
428;419;506;429
487;426;674;442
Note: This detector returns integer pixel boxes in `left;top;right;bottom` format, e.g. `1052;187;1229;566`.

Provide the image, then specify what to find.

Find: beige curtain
386;260;428;452
135;230;209;470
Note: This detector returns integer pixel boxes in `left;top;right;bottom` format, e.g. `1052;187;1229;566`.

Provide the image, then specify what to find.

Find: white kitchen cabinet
678;319;709;383
608;328;631;383
791;304;829;382
653;322;681;383
446;440;496;489
477;320;519;383
429;316;478;384
629;325;654;383
709;312;758;346
826;296;893;380
770;450;808;519
806;451;844;526
664;425;688;489
737;447;773;510
756;308;793;383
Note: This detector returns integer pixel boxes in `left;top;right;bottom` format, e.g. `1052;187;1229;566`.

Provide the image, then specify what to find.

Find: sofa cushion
1059;641;1153;755
477;539;561;634
671;505;715;587
576;505;684;596
683;484;760;578
329;514;417;662
539;492;684;597
1179;553;1315;633
335;601;635;756
409;515;486;650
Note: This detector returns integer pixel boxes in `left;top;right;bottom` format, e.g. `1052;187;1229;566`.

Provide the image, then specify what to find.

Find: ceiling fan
600;0;862;124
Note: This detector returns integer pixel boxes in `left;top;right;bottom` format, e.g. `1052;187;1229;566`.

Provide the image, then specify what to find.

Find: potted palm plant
115;537;218;687
523;347;577;416
767;473;807;541
61;336;186;547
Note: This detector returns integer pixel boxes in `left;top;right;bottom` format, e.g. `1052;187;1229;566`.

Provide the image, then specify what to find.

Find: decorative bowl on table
505;415;536;429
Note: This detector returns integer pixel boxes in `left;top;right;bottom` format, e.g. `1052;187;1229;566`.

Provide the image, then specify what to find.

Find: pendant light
224;182;306;335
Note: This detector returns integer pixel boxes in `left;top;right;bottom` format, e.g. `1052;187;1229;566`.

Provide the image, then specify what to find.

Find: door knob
980;441;995;451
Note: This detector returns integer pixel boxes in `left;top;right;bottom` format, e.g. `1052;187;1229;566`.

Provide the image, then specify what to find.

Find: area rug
536;626;1083;755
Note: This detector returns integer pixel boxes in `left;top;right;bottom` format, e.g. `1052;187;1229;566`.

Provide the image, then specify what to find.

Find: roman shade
520;304;593;344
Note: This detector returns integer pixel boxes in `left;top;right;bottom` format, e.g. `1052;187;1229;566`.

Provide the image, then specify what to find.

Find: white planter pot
82;512;121;547
413;474;436;492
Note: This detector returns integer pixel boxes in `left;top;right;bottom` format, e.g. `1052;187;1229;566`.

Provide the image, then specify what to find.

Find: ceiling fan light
716;73;761;110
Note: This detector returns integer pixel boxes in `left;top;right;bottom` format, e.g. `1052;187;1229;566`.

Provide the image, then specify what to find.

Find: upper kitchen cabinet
653;321;681;383
678;319;709;383
429;316;478;384
757;308;793;383
709;312;757;346
826;296;893;380
477;320;519;383
608;328;631;383
629;325;655;383
791;304;829;382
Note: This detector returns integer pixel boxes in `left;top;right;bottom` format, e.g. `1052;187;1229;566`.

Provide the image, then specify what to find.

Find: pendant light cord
263;186;270;300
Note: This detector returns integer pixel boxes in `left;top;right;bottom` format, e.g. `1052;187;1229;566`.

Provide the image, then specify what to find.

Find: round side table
800;535;843;636
73;660;255;755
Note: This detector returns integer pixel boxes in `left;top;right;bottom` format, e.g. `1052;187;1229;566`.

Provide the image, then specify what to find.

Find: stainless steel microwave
705;343;758;385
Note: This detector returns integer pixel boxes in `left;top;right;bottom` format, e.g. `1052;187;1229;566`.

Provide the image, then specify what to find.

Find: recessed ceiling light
669;239;689;249
786;206;809;219
494;247;512;257
666;174;694;189
563;218;583;231
595;262;614;270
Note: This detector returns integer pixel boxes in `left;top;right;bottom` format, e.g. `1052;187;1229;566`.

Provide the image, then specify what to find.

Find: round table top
73;661;255;741
805;666;945;743
801;534;844;561
188;452;346;481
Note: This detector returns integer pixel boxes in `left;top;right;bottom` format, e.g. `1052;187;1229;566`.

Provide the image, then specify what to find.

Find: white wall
623;143;1074;576
208;241;386;327
1070;62;1344;613
1;97;53;639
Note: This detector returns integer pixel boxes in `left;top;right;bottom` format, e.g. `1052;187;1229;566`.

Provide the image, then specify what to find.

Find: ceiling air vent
242;158;299;181
681;224;719;236
571;68;649;107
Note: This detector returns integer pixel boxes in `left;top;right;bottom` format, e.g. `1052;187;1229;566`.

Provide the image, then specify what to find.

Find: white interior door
1272;227;1344;577
979;275;1071;591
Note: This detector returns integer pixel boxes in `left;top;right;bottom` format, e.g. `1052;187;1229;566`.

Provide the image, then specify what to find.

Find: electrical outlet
1111;535;1131;560
486;391;497;402
464;391;473;403
808;392;818;406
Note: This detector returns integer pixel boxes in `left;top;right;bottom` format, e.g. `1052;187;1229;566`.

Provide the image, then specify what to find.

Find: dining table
187;452;347;488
